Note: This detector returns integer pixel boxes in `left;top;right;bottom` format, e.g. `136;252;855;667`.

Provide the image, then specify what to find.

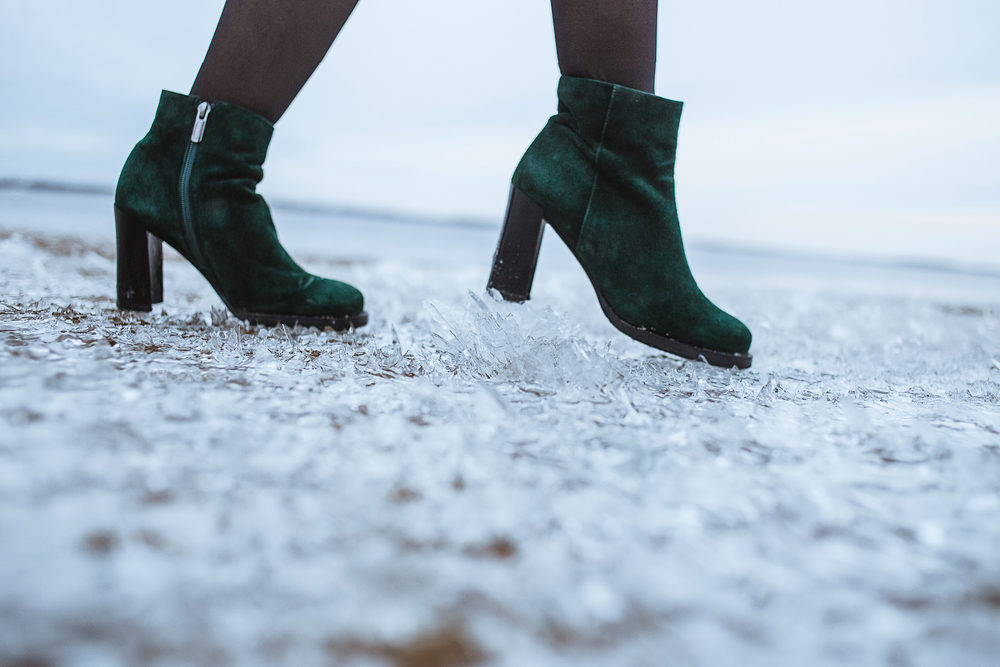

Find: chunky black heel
115;206;163;312
487;186;545;302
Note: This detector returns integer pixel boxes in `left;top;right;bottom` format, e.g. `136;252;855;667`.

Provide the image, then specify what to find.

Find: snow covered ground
1;188;999;666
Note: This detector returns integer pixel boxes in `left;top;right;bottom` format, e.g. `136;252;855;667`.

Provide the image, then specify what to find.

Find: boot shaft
554;76;683;183
512;76;685;249
117;91;274;205
115;91;277;250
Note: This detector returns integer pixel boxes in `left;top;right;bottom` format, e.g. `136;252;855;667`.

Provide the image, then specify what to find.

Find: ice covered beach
1;186;999;666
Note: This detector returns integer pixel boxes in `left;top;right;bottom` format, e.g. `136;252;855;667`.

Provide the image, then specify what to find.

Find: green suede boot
487;76;751;368
114;91;366;329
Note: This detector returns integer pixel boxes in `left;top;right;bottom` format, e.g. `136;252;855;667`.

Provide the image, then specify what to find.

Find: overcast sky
1;1;998;265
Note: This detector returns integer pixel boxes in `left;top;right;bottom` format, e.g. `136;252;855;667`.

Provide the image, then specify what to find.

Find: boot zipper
179;102;212;270
190;102;212;143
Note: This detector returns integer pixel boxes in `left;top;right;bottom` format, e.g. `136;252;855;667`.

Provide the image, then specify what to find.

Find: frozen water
1;191;999;666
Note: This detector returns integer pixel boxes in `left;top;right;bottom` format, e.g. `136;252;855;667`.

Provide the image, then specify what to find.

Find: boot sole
115;205;368;331
487;186;752;370
593;291;751;369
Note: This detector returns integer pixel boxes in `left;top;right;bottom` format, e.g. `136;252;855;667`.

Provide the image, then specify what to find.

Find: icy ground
1;190;999;667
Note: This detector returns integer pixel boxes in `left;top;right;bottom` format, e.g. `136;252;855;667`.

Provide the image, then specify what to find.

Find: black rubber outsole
494;283;751;370
593;291;752;369
237;309;368;331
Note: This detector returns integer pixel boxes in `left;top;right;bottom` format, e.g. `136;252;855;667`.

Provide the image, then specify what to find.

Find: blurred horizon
2;0;998;267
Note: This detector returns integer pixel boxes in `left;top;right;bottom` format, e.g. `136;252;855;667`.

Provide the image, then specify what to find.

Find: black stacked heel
486;186;545;302
115;206;163;312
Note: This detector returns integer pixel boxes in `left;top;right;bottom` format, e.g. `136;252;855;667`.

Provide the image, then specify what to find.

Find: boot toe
684;307;752;356
305;278;364;317
723;315;752;355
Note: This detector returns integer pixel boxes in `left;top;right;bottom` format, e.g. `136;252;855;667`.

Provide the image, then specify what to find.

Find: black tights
191;0;658;123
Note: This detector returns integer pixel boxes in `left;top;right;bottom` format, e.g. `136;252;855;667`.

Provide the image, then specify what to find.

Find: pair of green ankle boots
115;76;752;368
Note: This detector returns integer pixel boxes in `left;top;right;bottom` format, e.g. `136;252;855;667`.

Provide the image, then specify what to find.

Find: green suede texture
115;91;363;317
512;77;750;355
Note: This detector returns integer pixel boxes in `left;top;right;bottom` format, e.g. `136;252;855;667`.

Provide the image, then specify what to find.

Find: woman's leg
190;0;361;123
550;0;658;93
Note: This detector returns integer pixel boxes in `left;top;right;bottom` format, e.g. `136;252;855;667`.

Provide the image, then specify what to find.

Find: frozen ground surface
1;189;999;667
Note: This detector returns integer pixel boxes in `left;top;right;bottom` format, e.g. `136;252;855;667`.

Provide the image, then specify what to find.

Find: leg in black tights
190;0;360;123
188;0;657;123
551;0;658;93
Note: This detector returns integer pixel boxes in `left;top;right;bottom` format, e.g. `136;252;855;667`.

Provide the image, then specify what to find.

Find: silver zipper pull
190;102;213;143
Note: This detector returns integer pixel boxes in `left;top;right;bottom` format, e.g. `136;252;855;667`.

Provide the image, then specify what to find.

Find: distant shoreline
3;177;999;280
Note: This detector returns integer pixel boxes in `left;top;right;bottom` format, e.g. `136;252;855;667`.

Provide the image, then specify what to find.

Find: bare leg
550;0;658;93
190;0;361;123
